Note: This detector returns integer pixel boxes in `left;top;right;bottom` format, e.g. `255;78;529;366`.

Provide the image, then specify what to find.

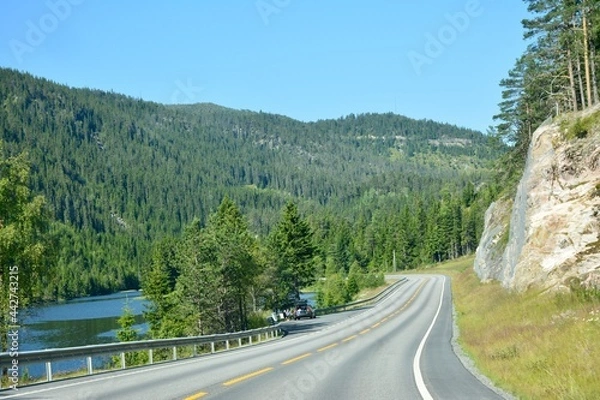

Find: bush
565;111;599;141
247;311;271;329
317;274;350;307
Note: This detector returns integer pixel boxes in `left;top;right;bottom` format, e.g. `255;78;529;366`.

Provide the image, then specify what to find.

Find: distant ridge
0;67;504;298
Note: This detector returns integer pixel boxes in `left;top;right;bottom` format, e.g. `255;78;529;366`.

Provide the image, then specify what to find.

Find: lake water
16;290;149;378
20;290;149;351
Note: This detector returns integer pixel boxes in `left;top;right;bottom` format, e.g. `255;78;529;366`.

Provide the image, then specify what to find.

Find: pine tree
204;197;260;331
142;237;180;337
269;202;317;303
115;302;147;366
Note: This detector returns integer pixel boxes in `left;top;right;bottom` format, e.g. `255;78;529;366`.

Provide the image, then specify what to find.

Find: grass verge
421;256;600;399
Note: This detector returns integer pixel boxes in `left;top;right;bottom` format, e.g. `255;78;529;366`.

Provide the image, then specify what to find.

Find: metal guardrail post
87;356;93;375
46;361;52;382
172;346;177;360
120;352;126;369
211;342;215;353
149;349;153;364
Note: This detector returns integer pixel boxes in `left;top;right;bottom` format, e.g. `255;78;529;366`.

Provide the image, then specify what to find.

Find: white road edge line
413;275;445;400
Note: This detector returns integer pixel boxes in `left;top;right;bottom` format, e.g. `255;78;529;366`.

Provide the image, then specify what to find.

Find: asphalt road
0;275;506;400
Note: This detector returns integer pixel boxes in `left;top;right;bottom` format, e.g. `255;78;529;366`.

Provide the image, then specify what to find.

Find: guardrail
0;276;407;388
315;276;407;316
0;325;282;385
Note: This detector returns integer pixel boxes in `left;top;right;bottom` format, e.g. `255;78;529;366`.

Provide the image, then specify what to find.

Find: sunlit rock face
475;105;600;292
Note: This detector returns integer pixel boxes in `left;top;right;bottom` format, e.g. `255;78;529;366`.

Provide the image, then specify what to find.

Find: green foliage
318;274;350;307
146;198;263;337
316;259;385;308
565;111;599;140
116;304;140;342
113;303;148;367
346;262;362;298
568;277;600;302
0;68;504;339
246;311;270;329
203;197;261;331
269;202;317;303
0;143;54;351
362;272;385;289
494;0;600;187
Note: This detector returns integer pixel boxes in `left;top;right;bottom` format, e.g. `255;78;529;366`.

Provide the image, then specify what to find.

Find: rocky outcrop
474;106;600;291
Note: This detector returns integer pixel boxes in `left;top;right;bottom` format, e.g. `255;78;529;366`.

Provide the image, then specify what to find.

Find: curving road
0;275;506;400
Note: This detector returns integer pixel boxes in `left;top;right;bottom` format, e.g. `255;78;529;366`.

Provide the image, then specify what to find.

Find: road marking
400;280;427;311
184;392;208;400
342;335;358;342
413;276;445;400
359;328;371;335
317;343;338;352
371;322;381;328
281;353;312;365
223;367;274;386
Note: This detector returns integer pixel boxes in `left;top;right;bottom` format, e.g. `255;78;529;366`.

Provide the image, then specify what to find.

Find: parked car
294;302;315;320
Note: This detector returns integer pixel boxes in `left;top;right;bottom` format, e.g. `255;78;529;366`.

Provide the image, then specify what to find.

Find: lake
16;290;149;378
20;290;149;351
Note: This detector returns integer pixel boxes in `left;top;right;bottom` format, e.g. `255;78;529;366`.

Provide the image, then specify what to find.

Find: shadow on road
280;319;328;336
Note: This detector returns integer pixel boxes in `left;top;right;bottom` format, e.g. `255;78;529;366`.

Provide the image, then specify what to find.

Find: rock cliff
474;105;600;291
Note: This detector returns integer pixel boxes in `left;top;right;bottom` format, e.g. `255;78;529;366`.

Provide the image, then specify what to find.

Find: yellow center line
398;279;428;312
360;328;371;335
342;335;358;342
317;343;339;352
184;392;208;400
281;353;312;365
372;322;381;328
223;367;274;387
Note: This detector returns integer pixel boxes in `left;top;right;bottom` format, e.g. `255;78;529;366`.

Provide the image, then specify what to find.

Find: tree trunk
591;45;599;105
583;12;593;107
577;53;587;109
567;48;579;111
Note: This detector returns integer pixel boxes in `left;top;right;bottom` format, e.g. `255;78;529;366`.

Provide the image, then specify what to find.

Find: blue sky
0;0;530;133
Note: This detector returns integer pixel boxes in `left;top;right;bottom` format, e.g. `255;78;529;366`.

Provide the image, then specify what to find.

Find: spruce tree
270;202;317;303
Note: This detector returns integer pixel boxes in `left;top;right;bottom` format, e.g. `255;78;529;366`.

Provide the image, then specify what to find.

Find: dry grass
423;256;600;399
355;282;393;300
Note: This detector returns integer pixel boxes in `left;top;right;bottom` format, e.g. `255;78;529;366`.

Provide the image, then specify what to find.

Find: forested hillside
0;68;504;302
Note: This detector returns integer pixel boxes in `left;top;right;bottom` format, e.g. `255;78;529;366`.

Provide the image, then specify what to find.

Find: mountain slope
0;68;503;298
